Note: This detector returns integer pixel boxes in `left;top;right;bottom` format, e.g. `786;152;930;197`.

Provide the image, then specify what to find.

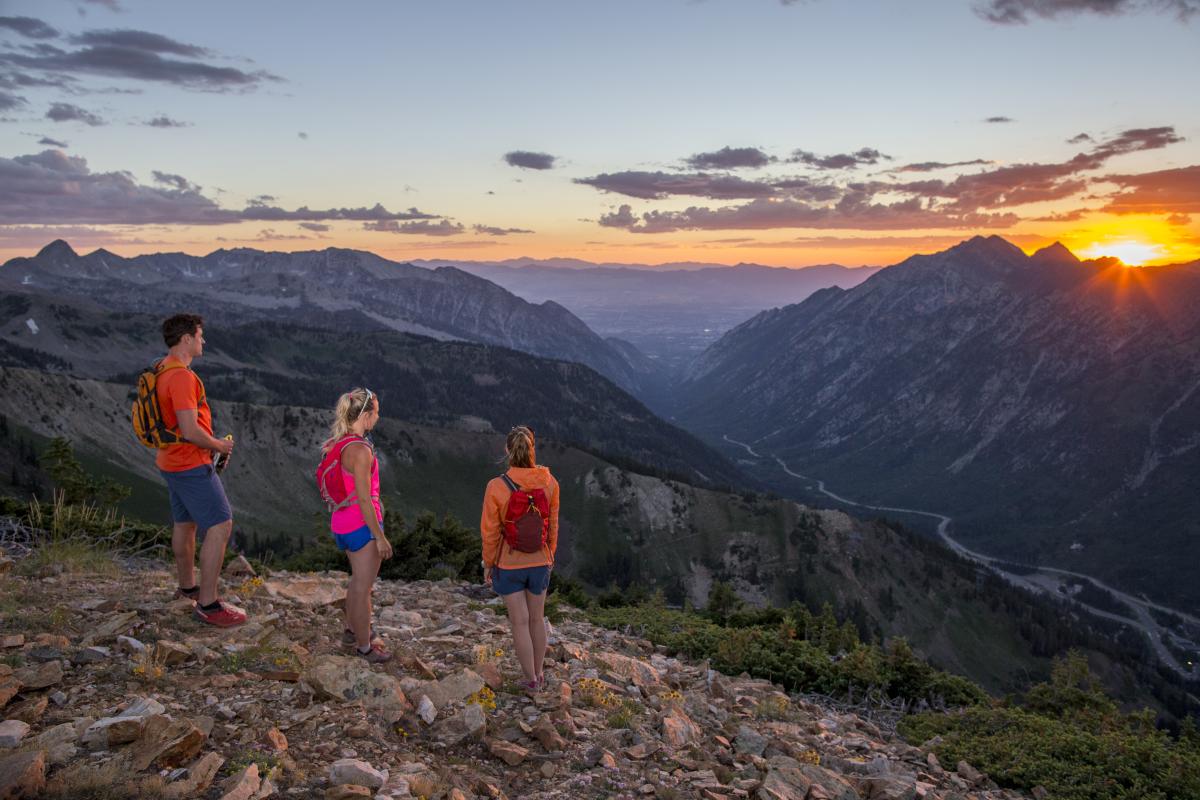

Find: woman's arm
344;443;392;560
547;476;560;564
480;481;504;581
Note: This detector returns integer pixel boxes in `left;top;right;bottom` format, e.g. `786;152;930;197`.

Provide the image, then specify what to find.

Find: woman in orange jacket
480;425;559;691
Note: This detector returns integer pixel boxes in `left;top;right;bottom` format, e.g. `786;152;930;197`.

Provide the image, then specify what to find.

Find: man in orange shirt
156;314;245;627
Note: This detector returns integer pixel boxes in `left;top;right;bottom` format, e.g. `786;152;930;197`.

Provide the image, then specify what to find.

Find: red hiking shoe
193;601;247;628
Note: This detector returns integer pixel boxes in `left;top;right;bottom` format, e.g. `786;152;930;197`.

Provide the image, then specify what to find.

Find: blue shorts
333;524;377;553
161;464;232;537
492;565;551;596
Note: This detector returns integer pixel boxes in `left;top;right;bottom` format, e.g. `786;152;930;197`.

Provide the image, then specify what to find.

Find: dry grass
42;762;167;800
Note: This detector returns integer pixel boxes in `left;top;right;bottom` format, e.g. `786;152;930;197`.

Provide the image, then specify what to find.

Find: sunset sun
1078;239;1166;266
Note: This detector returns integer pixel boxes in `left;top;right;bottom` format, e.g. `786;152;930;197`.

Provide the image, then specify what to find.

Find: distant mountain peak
1031;241;1080;265
949;235;1024;260
36;239;78;260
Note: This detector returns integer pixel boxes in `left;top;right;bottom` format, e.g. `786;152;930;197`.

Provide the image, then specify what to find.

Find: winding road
723;434;1199;679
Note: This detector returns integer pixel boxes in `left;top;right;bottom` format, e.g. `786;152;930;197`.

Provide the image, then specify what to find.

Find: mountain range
679;236;1200;612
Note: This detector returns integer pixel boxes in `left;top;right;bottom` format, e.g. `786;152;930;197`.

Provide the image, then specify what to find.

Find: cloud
0;225;170;250
598;197;1018;233
80;0;123;10
1067;132;1092;144
1166;213;1191;226
575;170;777;200
0;30;282;92
685;146;773;170
298;222;329;232
36;136;67;147
298;131;308;140
790;147;890;169
0;16;60;39
473;224;534;236
1031;208;1091;222
364;219;465;236
984;116;1014;123
70;29;209;57
242;203;437;222
143;115;189;128
0;90;26;111
0;149;446;226
45;101;105;125
503;150;556;170
1102;165;1200;214
976;0;1200;23
889;159;991;173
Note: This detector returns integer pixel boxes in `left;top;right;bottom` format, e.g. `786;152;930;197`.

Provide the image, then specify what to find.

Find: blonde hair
506;425;535;468
321;387;376;453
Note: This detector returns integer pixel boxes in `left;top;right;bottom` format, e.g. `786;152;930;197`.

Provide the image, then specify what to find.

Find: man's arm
175;409;233;455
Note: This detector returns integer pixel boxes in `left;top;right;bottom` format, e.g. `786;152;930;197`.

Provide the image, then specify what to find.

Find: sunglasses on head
357;388;374;418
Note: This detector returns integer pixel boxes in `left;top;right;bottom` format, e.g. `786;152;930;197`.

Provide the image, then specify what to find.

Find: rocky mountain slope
0;559;1031;800
0;241;649;395
678;237;1200;613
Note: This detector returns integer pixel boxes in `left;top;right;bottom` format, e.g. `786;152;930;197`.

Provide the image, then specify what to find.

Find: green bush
899;652;1200;800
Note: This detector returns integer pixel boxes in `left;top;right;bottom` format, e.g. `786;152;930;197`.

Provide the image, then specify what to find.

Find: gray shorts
161;464;232;537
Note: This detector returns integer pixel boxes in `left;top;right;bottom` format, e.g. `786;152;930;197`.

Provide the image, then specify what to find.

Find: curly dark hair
162;313;204;347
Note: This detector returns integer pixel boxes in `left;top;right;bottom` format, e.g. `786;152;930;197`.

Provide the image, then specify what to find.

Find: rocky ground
0;555;1034;799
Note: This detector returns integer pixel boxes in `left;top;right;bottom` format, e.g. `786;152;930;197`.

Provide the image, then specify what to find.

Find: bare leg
196;520;232;606
171;522;197;588
525;589;548;684
346;541;382;649
503;591;536;683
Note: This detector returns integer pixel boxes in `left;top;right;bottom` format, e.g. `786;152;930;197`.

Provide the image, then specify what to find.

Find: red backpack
315;435;371;512
499;474;550;553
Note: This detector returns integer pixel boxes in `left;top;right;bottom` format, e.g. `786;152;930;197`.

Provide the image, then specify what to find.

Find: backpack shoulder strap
499;473;520;493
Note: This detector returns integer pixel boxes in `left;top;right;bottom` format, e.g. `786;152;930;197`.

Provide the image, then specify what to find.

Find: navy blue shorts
333;524;377;553
161;464;232;537
492;565;551;596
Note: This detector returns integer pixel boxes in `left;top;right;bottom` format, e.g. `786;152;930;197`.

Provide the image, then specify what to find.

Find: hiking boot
173;586;199;603
356;642;392;663
194;600;247;628
341;627;379;647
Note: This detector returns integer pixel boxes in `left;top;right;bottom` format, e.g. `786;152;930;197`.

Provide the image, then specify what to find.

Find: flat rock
154;640;191;666
736;724;768;756
487;738;529;765
592;651;663;688
12;661;61;690
662;708;700;748
403;668;484;710
0;749;45;799
265;577;344;607
33;722;79;766
431;702;486;747
130;716;206;770
2;697;46;725
81;610;139;645
325;786;372;799
329;758;386;789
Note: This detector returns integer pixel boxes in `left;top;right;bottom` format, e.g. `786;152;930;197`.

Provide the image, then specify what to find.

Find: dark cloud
298;131;308;140
36;136;67;147
242;203;437;222
685;146;773;170
80;0;123;10
984;116;1014;123
504;150;556;170
45;102;104;125
976;0;1200;24
0;149;445;227
575;170;777;200
1103;165;1200;214
889;159;991;173
1031;208;1090;222
473;224;534;236
790;147;890;169
0;31;282;92
598;197;1017;233
1166;213;1191;226
151;170;198;192
298;222;329;232
0;17;60;39
364;219;465;236
0;90;26;111
144;115;188;128
1067;132;1092;144
70;29;208;57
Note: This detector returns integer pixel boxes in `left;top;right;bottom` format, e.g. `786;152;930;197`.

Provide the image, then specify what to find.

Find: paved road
723;434;1198;679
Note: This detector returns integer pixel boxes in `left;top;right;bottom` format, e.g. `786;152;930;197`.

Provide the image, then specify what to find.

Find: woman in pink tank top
320;387;394;663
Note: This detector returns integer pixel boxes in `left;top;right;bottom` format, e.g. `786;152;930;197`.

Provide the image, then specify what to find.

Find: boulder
662;708;700;748
154;640;191;666
302;655;410;724
735;724;768;757
12;661;61;690
218;763;260;800
265;577;344;607
164;752;225;800
431;702;486;746
33;723;80;766
223;555;257;578
0;722;29;750
592;651;663;688
329;758;386;789
487;738;529;766
130;716;206;770
0;749;45;800
0;697;44;725
402;668;484;710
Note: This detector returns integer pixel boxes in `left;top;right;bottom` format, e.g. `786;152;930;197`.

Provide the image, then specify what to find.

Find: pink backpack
315;435;371;512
